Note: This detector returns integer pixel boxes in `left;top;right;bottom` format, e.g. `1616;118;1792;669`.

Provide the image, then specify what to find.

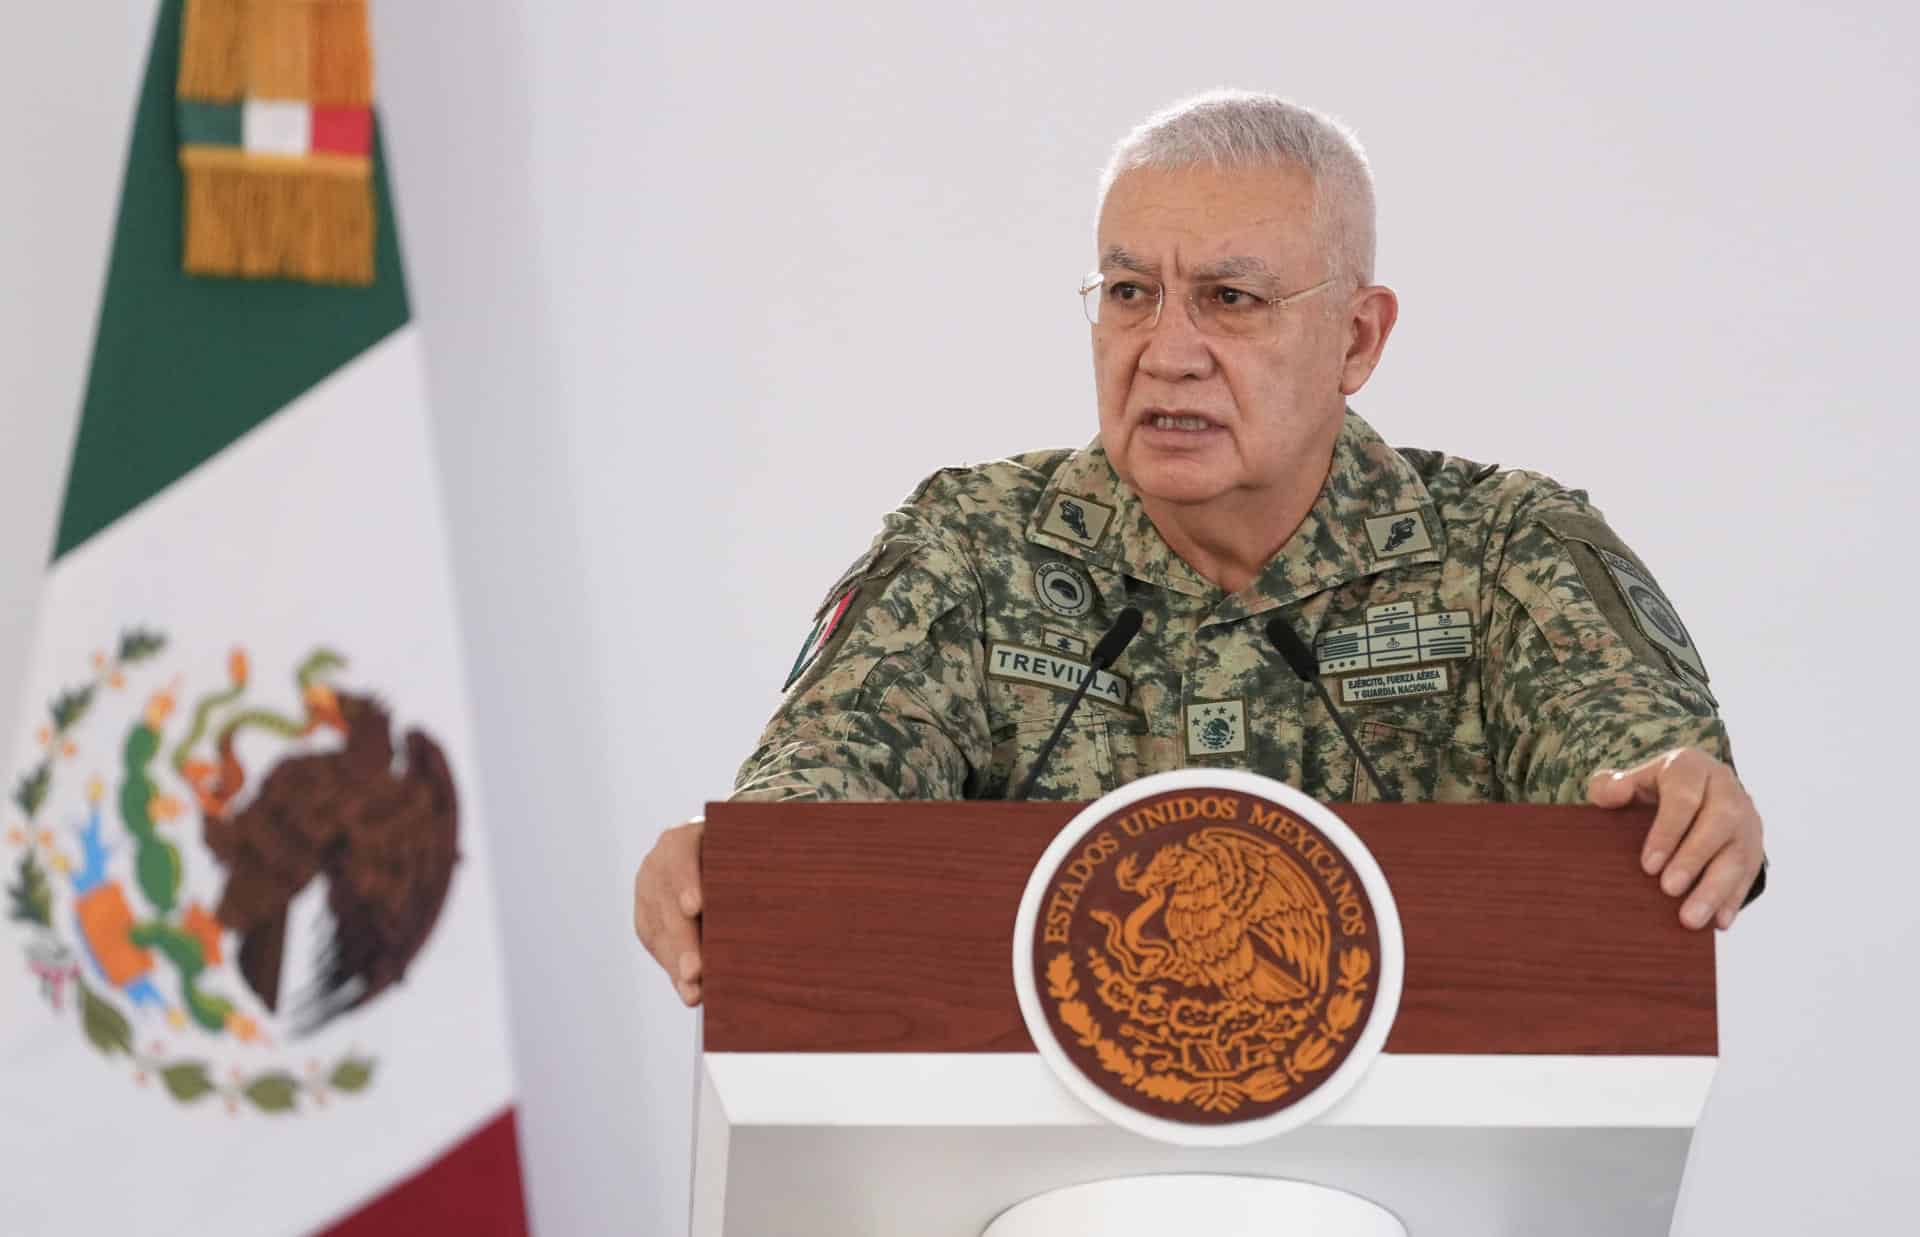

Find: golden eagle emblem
1094;827;1329;1007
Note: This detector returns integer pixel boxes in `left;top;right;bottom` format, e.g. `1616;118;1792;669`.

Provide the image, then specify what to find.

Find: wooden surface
701;801;1716;1057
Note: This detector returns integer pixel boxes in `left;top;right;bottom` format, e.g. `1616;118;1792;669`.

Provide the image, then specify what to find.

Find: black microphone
1265;617;1392;802
1015;607;1143;801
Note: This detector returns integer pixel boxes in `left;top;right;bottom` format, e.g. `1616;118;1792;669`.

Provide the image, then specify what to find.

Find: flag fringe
311;2;374;107
246;0;312;101
182;0;372;103
178;0;247;100
183;157;375;286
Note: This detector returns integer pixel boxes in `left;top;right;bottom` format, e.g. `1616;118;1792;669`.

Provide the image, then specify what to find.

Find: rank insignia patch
1363;509;1434;560
1185;699;1247;756
784;583;857;690
1042;627;1089;657
1036;562;1095;618
1317;602;1472;674
1039;494;1115;549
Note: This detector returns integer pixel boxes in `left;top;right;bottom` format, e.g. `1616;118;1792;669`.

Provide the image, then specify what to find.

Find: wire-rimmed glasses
1078;271;1334;339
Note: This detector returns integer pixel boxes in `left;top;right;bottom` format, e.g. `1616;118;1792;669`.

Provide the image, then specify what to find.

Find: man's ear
1339;284;1399;396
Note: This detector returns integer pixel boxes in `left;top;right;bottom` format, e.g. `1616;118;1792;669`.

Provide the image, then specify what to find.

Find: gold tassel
244;0;312;101
310;0;374;107
179;1;380;285
183;151;375;286
178;0;249;101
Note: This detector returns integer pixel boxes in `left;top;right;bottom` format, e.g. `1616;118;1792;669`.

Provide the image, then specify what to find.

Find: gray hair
1098;90;1377;285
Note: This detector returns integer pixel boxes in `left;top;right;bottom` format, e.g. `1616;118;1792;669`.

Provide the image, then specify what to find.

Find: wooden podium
691;801;1716;1236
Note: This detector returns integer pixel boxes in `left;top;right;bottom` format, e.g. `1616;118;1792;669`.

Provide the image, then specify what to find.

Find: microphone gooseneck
1265;617;1392;803
1090;606;1144;668
1263;615;1322;682
1015;607;1143;801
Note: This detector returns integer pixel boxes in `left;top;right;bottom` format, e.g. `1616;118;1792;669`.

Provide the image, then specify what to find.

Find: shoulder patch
1539;511;1713;694
785;583;859;690
1591;546;1709;681
786;541;917;692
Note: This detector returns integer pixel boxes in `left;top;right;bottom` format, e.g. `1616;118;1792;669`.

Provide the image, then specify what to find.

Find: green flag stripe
55;0;410;562
175;100;241;147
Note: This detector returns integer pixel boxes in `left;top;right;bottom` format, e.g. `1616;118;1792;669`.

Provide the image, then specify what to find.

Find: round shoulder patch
1035;561;1094;618
1012;770;1403;1146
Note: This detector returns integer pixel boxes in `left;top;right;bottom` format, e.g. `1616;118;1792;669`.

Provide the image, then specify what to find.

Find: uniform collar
1026;410;1445;622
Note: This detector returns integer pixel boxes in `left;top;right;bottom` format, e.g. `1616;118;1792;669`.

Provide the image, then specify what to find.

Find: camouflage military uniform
733;411;1728;804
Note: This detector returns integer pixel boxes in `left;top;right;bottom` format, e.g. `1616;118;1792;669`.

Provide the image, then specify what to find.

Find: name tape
988;643;1130;706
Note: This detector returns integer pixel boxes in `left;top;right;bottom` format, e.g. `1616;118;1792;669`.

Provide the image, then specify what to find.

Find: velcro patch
784;584;858;690
1317;602;1472;673
784;541;917;693
1341;665;1449;704
1594;547;1709;682
1039;494;1115;548
1540;511;1712;691
1035;561;1096;618
1184;699;1247;756
1364;509;1434;559
1041;627;1089;657
988;643;1130;706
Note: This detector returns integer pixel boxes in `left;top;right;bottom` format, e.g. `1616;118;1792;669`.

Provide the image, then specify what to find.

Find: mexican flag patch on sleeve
783;584;859;691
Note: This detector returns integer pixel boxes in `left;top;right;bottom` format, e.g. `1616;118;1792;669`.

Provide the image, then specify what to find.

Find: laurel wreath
1047;945;1372;1114
8;630;164;829
74;969;376;1113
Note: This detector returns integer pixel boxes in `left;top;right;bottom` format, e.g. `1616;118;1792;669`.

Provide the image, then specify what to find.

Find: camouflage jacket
733;411;1728;804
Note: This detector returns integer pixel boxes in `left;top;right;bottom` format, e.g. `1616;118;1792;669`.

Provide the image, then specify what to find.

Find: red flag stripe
318;1107;530;1236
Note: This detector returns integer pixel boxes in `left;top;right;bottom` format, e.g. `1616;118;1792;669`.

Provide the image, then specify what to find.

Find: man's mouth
1144;412;1221;432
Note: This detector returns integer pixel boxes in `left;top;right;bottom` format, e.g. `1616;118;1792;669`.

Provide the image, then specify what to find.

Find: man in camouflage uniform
635;92;1765;1007
730;413;1725;806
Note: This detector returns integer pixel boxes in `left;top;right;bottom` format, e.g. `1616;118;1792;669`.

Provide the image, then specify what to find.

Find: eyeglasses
1078;271;1334;340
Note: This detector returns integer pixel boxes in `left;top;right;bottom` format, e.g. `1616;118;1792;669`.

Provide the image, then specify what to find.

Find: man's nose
1137;292;1214;381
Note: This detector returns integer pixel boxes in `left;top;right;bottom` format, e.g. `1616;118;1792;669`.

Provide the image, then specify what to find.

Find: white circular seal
1035;561;1093;618
1011;769;1404;1146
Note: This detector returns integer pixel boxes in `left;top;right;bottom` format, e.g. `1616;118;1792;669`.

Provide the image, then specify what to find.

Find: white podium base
982;1175;1407;1237
692;1051;1713;1236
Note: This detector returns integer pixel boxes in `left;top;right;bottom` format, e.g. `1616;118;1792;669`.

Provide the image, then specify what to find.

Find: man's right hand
633;818;705;1007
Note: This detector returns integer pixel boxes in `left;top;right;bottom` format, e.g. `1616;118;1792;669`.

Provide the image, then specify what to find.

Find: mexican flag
0;3;528;1234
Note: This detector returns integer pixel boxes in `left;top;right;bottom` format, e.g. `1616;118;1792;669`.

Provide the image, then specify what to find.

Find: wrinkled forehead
1096;161;1324;277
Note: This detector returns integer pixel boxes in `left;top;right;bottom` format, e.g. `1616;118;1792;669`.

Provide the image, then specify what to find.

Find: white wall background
5;2;1917;1234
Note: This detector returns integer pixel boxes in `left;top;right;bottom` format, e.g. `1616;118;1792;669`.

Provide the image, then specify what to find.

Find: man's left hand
1587;748;1764;931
